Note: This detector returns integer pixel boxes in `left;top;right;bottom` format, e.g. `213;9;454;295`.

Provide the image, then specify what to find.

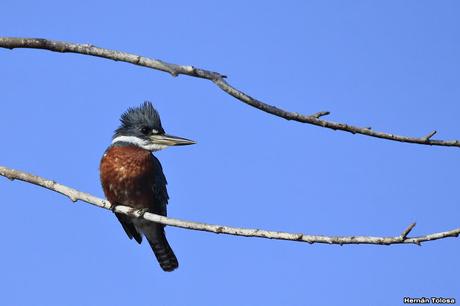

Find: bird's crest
119;101;163;131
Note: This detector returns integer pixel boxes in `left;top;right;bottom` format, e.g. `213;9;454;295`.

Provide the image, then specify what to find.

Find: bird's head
112;101;195;151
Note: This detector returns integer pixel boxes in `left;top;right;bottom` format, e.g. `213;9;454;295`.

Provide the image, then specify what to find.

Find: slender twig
400;222;417;240
311;111;331;119
1;165;458;245
1;37;459;147
423;130;437;141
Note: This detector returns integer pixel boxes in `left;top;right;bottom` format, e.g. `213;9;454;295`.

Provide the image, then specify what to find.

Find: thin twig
1;37;459;147
1;165;458;246
423;130;437;141
311;111;331;119
400;222;417;240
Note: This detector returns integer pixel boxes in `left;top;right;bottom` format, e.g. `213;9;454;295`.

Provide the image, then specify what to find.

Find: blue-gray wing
151;155;169;216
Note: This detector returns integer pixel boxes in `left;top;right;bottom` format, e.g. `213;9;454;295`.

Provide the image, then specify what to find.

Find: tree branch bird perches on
1;166;458;247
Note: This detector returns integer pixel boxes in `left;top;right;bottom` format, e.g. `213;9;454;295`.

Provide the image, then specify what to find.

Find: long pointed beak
149;134;196;146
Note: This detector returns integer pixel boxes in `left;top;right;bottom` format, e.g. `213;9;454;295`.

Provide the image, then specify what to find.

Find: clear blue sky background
1;1;458;305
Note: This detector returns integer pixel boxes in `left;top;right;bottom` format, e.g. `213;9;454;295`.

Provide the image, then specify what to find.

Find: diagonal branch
1;165;458;245
1;37;459;148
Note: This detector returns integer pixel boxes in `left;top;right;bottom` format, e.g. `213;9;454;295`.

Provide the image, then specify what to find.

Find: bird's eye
140;127;150;135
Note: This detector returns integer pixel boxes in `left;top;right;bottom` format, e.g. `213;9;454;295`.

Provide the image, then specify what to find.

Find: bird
99;101;195;272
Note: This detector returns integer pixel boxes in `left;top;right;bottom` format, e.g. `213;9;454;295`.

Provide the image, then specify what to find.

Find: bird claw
136;208;151;218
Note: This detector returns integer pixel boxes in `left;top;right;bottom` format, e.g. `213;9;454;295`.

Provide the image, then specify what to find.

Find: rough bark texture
1;37;459;147
1;166;458;246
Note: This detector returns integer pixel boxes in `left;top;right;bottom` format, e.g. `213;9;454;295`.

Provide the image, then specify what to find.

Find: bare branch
1;37;459;148
1;165;458;246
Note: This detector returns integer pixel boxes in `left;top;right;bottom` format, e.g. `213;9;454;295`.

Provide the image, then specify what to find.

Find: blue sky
1;1;459;305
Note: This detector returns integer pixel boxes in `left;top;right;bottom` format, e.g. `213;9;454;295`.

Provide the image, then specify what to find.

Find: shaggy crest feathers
114;101;165;138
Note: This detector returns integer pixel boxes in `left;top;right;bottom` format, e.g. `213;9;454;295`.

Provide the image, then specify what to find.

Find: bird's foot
136;208;151;218
110;204;118;213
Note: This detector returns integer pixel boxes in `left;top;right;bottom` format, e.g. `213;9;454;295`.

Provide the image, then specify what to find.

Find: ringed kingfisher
100;101;195;272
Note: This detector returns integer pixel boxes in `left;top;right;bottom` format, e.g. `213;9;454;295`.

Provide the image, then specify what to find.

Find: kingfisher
100;101;195;272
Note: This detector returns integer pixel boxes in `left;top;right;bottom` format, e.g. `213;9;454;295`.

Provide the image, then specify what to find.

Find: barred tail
145;225;178;272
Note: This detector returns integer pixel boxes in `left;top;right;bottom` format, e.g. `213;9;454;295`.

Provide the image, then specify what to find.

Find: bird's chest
100;146;155;207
